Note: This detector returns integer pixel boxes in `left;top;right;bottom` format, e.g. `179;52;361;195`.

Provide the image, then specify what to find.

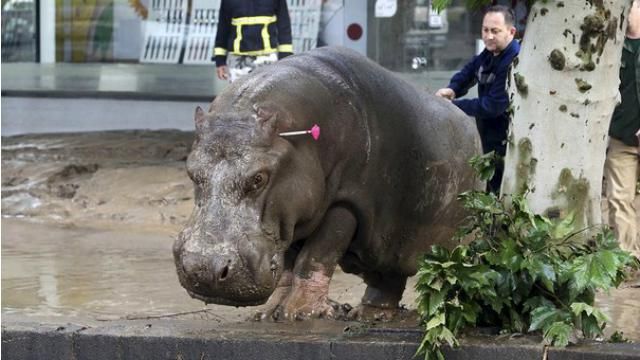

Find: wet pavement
2;218;639;341
2;219;201;320
1;218;371;323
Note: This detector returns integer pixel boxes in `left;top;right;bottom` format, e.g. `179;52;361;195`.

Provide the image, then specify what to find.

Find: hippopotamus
173;46;481;321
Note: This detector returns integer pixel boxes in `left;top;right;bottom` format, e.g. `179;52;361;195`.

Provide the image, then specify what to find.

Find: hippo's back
230;46;481;276
287;47;481;275
283;46;478;165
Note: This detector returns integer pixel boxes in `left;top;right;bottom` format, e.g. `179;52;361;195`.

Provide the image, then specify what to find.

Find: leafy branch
415;157;639;359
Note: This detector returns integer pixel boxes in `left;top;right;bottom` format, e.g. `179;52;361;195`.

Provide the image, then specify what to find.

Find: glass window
55;0;144;62
2;0;37;62
368;0;479;72
4;0;528;71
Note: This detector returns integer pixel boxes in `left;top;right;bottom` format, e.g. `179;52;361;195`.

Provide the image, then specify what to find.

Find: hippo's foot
252;286;292;321
346;272;408;322
271;296;337;321
252;271;293;321
346;304;405;322
259;271;336;321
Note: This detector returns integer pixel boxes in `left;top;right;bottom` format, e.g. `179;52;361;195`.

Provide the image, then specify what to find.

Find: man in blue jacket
436;5;520;193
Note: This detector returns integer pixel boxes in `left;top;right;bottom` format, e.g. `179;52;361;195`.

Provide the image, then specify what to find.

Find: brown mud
1;130;194;234
1;130;638;340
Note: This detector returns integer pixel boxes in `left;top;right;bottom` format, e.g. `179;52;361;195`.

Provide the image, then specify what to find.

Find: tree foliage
415;156;639;360
431;0;538;12
431;0;491;12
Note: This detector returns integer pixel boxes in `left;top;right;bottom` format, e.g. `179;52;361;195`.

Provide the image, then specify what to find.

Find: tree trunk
501;0;631;230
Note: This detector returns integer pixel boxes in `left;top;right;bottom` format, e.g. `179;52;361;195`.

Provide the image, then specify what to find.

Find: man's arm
276;0;293;59
452;63;510;118
447;55;481;98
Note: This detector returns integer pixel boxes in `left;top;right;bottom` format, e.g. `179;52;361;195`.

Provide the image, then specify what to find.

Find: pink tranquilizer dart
279;124;321;140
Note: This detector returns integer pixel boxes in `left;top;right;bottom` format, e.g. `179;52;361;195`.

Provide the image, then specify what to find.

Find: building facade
3;1;530;68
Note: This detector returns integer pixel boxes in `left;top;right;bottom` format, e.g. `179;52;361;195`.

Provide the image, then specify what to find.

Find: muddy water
3;217;639;340
1;218;370;323
1;219;208;320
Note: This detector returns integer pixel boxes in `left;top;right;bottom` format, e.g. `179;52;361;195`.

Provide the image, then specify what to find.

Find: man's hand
216;66;229;81
435;88;456;100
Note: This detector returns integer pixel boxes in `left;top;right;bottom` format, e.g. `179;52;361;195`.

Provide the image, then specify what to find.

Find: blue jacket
449;40;520;152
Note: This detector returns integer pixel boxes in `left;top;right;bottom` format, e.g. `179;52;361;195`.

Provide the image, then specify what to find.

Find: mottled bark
501;0;632;230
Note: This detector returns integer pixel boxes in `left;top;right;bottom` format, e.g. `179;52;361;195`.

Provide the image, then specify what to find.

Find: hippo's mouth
187;289;270;307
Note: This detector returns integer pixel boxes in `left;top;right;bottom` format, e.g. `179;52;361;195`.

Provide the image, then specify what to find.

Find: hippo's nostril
219;265;229;281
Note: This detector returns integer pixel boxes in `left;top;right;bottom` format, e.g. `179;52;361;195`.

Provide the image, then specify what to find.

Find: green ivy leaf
438;326;459;347
429;278;445;292
460;301;480;323
468;152;497;182
543;321;573;347
581;313;604;339
570;302;594;316
446;275;458;285
529;306;562;331
568;249;623;296
551;212;575;240
522;296;555;312
428;290;447;316
523;256;556;292
509;308;526;333
416;269;438;288
429;245;451;262
446;306;464;332
450;246;468;263
426;312;446;330
571;302;609;326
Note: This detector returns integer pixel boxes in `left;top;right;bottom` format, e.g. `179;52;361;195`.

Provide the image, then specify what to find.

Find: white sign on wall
374;0;396;18
429;6;443;28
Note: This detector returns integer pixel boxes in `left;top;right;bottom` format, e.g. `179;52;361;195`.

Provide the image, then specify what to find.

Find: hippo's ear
194;106;206;133
254;104;274;124
254;104;278;132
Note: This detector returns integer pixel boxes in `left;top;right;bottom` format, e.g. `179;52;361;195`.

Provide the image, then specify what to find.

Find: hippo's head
174;104;326;306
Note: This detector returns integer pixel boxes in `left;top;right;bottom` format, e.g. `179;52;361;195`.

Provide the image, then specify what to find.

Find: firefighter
213;0;293;82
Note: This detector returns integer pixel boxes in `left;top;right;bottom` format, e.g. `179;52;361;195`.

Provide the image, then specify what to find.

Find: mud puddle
0;219;375;323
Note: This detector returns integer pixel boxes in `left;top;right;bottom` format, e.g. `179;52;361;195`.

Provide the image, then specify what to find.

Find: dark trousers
476;117;508;194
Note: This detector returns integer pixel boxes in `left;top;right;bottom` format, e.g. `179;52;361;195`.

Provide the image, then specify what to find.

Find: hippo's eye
245;171;269;194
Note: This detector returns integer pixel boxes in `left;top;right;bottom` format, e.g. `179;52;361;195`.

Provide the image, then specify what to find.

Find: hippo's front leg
252;249;296;321
271;206;356;321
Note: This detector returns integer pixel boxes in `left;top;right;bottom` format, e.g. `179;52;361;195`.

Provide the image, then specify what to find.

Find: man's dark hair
485;5;516;27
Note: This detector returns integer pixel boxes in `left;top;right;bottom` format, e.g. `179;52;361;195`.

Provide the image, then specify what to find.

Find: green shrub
415;189;639;360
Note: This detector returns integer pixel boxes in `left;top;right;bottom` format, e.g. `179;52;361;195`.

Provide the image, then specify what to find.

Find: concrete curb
3;318;639;360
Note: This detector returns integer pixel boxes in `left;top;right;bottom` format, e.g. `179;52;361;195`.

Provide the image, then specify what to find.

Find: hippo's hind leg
347;272;408;322
269;206;356;321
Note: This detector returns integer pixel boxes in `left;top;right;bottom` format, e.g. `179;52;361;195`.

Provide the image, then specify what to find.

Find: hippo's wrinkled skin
173;46;481;321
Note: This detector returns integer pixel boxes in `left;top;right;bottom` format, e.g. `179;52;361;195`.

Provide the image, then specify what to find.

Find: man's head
482;5;517;55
